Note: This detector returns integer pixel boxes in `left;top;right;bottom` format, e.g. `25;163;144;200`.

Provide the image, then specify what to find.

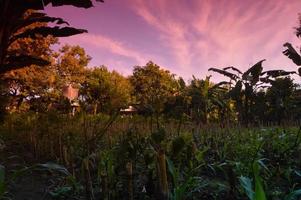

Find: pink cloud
63;33;148;65
130;0;301;80
46;0;301;81
132;0;192;69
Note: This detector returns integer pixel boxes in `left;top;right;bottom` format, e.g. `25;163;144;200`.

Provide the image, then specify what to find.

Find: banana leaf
261;70;296;78
209;68;239;80
223;66;243;74
44;0;104;8
14;14;70;33
10;26;87;44
283;43;301;66
242;59;265;84
0;55;50;73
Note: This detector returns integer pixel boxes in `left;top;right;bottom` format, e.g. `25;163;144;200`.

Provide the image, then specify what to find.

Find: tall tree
55;44;90;87
185;76;228;124
81;66;132;114
130;61;177;124
266;77;296;124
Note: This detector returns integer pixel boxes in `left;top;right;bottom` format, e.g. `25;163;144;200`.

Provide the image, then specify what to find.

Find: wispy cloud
48;0;301;79
65;33;148;65
130;0;301;78
132;0;192;69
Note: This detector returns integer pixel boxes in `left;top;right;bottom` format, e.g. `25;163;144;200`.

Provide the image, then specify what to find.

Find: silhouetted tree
0;0;103;74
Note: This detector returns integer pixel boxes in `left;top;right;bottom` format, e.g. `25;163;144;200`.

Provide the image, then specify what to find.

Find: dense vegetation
0;1;301;200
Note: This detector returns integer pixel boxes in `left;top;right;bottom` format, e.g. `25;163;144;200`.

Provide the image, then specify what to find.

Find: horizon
45;0;301;81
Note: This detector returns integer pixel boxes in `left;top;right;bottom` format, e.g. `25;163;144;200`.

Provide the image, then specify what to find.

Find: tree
1;16;58;112
266;77;296;124
130;61;177;125
55;44;90;86
81;66;132;114
2;44;91;113
38;44;91;112
185;76;228;124
0;0;103;74
164;77;187;118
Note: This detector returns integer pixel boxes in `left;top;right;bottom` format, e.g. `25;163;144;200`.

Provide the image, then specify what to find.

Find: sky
45;0;301;81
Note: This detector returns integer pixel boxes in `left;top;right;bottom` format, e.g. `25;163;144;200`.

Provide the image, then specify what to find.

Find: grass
0;112;300;199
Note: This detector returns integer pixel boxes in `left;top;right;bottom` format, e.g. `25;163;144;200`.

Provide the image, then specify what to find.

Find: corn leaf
239;176;254;200
284;189;301;200
253;162;267;200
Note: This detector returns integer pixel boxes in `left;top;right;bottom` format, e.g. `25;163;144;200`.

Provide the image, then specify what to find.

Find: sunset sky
46;0;301;80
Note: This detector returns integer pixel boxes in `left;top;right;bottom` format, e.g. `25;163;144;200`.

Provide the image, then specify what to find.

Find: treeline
1;39;301;126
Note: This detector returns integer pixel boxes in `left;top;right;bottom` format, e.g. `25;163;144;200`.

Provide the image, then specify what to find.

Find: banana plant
209;60;296;124
283;43;301;76
187;76;228;124
282;15;301;76
209;60;265;124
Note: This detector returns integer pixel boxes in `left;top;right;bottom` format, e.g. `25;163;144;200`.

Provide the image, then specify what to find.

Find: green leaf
166;157;178;186
195;147;208;163
253;162;267;200
36;162;70;175
285;189;301;200
239;176;254;200
49;186;72;198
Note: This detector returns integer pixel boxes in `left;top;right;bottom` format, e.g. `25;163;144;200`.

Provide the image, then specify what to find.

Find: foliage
0;0;102;73
81;66;132;114
130;61;178;117
1;113;301;199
